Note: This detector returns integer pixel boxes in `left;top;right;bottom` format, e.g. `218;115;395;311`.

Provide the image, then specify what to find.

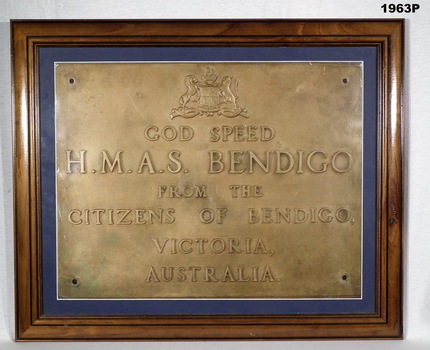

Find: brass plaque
56;62;362;299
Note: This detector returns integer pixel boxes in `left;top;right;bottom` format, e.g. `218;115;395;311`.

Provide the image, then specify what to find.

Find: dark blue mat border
40;46;377;316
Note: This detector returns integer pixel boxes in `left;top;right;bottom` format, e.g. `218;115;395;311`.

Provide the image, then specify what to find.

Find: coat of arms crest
170;67;249;119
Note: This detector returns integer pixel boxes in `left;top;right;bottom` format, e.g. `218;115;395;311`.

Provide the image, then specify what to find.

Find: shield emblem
170;66;249;119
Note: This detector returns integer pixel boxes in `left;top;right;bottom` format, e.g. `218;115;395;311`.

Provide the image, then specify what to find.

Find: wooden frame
12;20;404;341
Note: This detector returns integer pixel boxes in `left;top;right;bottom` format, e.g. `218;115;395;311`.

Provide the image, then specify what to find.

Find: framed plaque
12;20;404;340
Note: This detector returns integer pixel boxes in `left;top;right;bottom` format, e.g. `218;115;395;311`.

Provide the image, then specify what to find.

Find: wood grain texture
12;19;404;341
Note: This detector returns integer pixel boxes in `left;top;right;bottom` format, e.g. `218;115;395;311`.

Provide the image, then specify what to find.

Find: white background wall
1;0;429;349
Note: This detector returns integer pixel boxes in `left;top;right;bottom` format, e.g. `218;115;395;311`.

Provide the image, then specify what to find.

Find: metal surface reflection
56;62;362;299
